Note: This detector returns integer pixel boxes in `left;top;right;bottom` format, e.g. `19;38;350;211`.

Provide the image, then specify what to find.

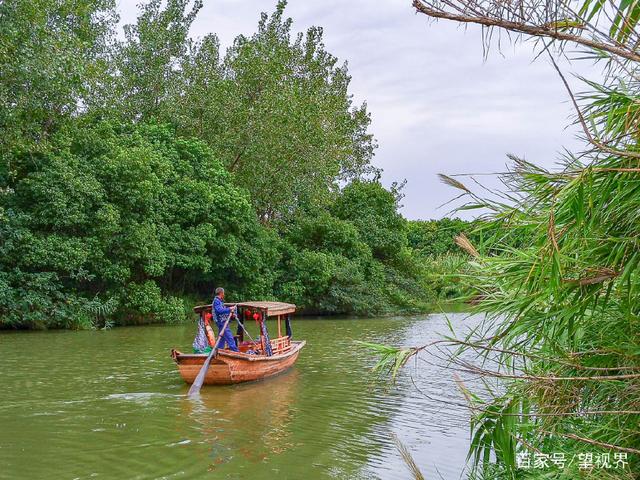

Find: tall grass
447;158;640;478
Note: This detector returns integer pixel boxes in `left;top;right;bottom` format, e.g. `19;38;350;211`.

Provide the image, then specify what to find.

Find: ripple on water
0;313;482;480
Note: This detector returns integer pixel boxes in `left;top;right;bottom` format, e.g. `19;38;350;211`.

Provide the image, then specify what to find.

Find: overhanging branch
412;0;640;63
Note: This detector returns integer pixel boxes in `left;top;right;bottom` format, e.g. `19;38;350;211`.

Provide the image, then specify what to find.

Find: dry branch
412;0;640;63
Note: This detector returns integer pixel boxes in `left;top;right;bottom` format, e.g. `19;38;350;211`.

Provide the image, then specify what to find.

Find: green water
0;313;478;479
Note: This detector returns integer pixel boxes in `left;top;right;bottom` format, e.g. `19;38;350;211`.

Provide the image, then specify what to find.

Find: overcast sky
117;0;591;220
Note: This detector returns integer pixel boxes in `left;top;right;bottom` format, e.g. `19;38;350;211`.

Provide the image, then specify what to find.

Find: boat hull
171;340;306;385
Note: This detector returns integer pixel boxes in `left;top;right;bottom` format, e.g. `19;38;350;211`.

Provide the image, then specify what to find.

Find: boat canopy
194;301;296;317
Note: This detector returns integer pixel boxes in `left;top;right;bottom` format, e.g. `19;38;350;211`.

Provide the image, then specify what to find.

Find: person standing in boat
212;287;239;352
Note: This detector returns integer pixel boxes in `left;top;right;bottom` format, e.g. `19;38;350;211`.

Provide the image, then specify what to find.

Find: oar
188;308;235;397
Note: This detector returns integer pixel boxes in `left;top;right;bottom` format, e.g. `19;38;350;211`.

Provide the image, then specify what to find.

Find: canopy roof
236;301;296;316
194;301;296;317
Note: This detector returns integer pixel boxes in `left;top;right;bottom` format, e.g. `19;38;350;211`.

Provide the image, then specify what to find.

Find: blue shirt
212;297;230;324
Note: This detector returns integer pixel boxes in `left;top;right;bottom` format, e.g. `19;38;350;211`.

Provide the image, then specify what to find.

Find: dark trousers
216;320;239;351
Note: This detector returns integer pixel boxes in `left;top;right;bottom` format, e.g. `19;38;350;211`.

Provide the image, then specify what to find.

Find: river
0;312;482;480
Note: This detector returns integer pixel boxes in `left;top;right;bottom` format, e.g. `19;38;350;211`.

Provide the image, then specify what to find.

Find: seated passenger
192;314;211;354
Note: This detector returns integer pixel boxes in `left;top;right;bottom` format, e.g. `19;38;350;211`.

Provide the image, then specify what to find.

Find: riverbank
0;301;472;331
0;252;472;331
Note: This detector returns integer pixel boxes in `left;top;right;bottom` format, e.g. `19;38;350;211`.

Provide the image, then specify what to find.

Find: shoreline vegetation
367;1;640;478
0;0;478;331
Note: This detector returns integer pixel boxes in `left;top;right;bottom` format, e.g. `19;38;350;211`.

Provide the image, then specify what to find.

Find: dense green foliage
99;0;376;221
0;0;468;328
278;182;434;314
0;117;443;327
0;122;264;327
408;218;470;256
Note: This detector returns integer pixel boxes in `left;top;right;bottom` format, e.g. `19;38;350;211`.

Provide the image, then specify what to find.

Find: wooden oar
188;308;235;397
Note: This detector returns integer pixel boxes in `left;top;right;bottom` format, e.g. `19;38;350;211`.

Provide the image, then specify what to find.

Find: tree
177;2;377;220
332;181;407;262
108;0;202;121
278;210;380;314
95;0;376;221
0;0;116;149
0;122;265;328
407;218;471;257
1;0;442;328
277;181;432;315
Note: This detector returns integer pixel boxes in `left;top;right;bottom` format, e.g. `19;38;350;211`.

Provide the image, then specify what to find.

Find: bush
275;181;432;315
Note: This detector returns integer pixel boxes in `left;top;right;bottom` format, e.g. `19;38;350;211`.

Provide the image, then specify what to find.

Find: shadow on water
0;312;482;479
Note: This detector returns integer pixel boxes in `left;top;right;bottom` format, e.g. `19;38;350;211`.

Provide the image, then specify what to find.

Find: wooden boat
171;301;306;385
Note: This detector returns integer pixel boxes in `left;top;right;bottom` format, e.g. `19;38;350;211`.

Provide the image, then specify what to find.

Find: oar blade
188;349;215;397
186;312;234;398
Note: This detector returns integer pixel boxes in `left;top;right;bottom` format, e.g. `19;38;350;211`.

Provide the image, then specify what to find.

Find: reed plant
364;1;640;477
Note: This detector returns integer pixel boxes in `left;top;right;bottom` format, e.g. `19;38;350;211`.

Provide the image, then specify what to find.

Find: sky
116;0;593;220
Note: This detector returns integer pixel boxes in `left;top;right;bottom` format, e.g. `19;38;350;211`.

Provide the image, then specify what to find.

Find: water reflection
185;370;300;466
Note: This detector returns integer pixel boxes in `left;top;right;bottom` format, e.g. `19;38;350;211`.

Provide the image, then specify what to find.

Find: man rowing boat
212;287;239;352
192;286;239;353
